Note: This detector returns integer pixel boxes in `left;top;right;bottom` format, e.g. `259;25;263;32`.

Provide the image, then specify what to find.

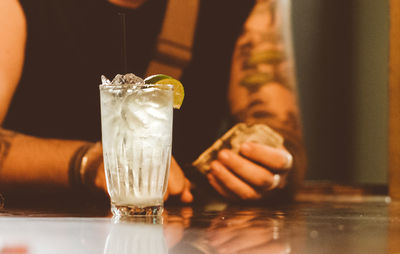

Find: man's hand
164;157;193;203
207;142;292;201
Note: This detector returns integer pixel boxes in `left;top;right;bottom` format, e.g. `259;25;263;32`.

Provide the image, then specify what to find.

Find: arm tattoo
236;0;294;93
231;0;300;132
0;128;17;170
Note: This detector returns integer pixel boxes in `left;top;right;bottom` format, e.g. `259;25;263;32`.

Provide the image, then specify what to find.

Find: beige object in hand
192;123;284;174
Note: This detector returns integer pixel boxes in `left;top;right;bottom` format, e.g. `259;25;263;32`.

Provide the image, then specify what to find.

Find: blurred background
292;0;389;184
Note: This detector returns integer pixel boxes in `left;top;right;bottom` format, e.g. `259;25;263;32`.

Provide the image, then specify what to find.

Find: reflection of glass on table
105;219;167;254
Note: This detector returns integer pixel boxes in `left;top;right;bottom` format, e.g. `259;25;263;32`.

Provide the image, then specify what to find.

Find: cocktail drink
99;74;175;217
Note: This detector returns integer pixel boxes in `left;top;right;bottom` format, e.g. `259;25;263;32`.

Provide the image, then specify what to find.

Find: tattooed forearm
0;128;17;170
228;0;306;188
230;0;299;127
235;0;294;93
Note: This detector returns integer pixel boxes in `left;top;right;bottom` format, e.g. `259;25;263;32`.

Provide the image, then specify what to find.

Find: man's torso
5;0;255;166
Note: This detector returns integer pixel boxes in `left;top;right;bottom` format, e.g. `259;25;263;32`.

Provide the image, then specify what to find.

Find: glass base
111;204;164;217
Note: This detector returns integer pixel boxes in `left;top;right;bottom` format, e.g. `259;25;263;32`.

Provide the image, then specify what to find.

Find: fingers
239;241;291;254
217;149;280;190
165;156;193;203
240;142;293;170
211;227;275;254
167;157;186;195
209;160;262;200
207;216;258;247
207;146;291;200
207;173;238;201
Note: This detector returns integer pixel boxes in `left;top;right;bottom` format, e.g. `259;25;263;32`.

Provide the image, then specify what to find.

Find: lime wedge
144;74;184;109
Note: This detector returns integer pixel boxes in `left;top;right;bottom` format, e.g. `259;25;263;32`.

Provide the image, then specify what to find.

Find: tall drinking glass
99;83;173;217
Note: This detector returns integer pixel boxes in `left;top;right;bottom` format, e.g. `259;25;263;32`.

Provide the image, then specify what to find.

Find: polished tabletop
0;189;399;254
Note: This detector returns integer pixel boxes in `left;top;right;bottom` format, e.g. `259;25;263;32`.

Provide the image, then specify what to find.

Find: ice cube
123;73;144;85
100;90;124;118
111;74;125;86
145;107;168;120
110;73;144;86
101;75;111;85
135;88;171;108
121;93;150;130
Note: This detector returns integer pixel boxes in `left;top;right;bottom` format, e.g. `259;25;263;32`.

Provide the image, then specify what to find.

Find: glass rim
99;83;173;90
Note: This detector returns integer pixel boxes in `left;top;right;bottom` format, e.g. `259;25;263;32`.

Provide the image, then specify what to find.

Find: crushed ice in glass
101;75;111;85
101;73;145;86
